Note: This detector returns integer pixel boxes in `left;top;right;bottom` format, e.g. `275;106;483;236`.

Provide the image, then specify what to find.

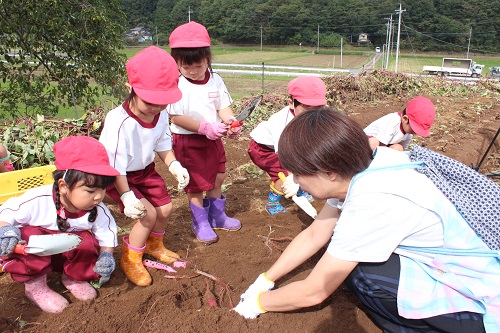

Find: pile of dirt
0;94;498;333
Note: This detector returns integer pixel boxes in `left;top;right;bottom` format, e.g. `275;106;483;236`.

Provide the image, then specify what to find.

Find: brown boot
144;231;180;264
121;236;152;286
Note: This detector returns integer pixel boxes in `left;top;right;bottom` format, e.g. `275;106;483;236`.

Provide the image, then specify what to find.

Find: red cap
169;21;211;48
54;136;119;176
126;46;182;105
406;97;436;137
287;76;327;106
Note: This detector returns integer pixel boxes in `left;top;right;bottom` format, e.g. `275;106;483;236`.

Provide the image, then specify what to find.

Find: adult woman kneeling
234;106;499;333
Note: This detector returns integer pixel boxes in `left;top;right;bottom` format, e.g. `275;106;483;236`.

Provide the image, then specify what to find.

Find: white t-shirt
0;185;118;247
327;148;444;262
364;112;413;148
99;103;173;174
170;71;232;135
250;106;294;152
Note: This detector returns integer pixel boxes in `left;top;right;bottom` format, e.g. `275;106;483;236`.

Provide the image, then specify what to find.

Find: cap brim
134;87;182;105
170;41;210;48
295;97;327;107
78;165;120;177
410;124;430;137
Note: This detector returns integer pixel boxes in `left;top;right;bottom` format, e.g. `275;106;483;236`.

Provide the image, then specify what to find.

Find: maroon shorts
248;139;287;182
1;226;100;282
106;162;171;211
172;134;226;193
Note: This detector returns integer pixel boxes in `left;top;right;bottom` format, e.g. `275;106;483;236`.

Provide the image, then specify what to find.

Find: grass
3;45;499;117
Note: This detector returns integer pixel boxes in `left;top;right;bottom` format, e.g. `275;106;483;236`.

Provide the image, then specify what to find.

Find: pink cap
169;21;211;48
406;97;436;137
54;136;119;176
126;46;182;105
287;76;327;106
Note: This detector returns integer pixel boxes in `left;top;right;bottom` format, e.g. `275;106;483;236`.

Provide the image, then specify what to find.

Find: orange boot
144;231;180;264
121;236;152;286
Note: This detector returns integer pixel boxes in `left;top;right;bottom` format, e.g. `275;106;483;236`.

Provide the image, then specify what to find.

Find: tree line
0;0;498;118
121;0;499;53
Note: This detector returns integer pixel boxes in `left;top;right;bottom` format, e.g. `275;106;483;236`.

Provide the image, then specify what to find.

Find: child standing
248;76;327;214
364;96;436;151
99;46;190;286
168;21;241;244
0;136;119;313
0;144;13;172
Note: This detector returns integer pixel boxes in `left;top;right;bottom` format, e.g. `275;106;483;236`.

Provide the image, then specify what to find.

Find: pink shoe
62;274;97;301
25;275;69;314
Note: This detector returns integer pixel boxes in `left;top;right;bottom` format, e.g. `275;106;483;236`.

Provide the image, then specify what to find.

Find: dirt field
1;91;499;332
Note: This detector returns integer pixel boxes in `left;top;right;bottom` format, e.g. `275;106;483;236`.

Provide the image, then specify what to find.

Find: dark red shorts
106;162;171;210
172;134;226;193
1;226;99;282
248;139;287;182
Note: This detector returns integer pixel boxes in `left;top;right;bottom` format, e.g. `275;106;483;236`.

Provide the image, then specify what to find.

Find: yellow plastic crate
0;165;56;204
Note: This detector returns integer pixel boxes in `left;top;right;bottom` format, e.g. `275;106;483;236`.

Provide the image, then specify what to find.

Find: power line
403;25;498;54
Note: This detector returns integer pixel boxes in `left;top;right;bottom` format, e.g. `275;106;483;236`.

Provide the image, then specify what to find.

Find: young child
248;76;327;215
0;144;13;172
99;46;190;286
364;96;436;151
0;136;119;314
168;21;242;244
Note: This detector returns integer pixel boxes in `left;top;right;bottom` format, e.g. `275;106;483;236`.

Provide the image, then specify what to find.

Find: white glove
233;292;266;319
326;198;341;209
120;191;147;219
282;174;300;198
168;160;190;190
241;273;275;300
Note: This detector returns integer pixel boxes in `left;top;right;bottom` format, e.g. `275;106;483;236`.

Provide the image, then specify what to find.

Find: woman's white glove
120;191;147;219
282;174;300;198
168;160;190;190
233;292;267;319
240;273;275;300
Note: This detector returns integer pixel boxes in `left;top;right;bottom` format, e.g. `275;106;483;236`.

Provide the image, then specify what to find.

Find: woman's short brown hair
278;107;373;179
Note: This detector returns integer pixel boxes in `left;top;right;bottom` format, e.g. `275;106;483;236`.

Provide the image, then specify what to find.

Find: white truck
422;58;484;78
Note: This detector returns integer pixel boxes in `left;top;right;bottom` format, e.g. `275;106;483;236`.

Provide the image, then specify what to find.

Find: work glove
93;251;115;286
227;116;242;139
168;160;190;190
282;174;300;198
326;198;341;209
240;273;275;300
120;191;147;219
198;122;228;140
0;225;21;256
233;291;267;319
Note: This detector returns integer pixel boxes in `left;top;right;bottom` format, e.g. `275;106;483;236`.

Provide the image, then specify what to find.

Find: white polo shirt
364;112;413;148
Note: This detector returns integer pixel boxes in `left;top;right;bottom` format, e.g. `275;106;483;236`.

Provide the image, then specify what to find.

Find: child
364;96;436;151
99;46;189;287
0;136;119;314
0;144;13;172
248;76;327;215
168;21;242;244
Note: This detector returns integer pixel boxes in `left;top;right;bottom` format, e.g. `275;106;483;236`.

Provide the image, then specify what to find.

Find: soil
1;94;499;333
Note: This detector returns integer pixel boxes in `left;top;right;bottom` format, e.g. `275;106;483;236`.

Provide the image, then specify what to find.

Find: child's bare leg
144;202;179;263
388;143;404;151
128;199;157;248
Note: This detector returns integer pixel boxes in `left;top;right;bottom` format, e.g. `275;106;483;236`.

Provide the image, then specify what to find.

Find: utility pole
188;6;192;22
384;17;390;69
260;25;263;51
384;15;393;70
156;26;158;46
394;4;405;73
317;25;320;53
466;27;472;58
388;15;393;68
